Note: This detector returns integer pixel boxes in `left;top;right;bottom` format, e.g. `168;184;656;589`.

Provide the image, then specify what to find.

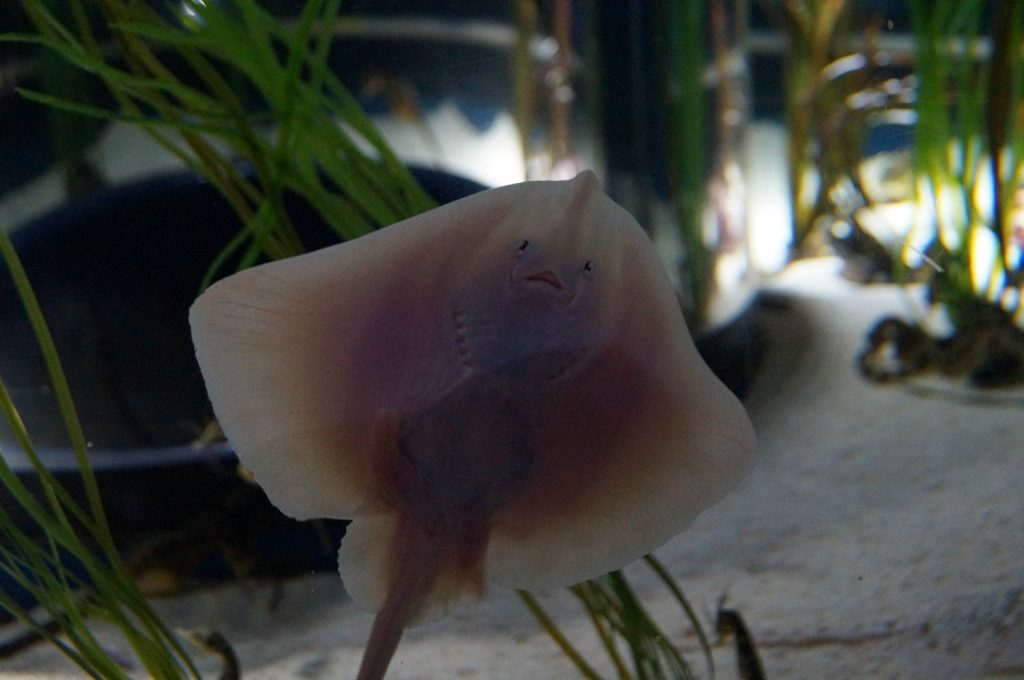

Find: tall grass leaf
644;555;714;680
189;0;286;105
18;1;87;51
282;0;330;84
14;88;243;141
1;226;201;676
516;590;604;680
310;0;344;96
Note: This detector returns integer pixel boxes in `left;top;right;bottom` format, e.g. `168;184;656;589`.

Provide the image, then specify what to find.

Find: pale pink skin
189;172;756;680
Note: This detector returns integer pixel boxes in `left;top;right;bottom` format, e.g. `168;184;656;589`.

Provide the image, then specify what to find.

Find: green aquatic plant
7;0;435;287
907;0;1023;324
773;0;913;264
3;1;738;677
856;0;1024;388
663;0;710;326
0;227;203;677
772;0;1024;385
775;0;855;254
520;554;715;680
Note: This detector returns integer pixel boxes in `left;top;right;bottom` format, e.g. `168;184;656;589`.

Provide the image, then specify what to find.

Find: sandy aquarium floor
2;259;1022;680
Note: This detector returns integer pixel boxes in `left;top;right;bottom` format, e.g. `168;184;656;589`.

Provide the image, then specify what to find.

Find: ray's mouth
510;267;578;307
524;270;564;290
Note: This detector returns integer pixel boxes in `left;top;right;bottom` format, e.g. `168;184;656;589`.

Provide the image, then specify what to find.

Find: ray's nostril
525;270;564;290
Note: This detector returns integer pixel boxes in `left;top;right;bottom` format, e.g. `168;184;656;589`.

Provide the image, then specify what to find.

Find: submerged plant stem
577;593;633;680
0;232;111;551
0;226;201;677
643;554;714;680
517;590;603;680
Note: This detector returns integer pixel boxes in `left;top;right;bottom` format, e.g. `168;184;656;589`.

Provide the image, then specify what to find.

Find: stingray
189;171;756;679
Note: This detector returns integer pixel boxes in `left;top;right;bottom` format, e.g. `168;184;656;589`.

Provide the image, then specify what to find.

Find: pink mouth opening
525;271;564;290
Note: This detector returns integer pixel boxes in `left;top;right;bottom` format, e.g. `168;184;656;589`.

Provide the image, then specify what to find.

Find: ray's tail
355;514;445;680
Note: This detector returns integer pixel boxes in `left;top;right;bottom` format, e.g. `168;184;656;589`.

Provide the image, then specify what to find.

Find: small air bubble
830;220;853;240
